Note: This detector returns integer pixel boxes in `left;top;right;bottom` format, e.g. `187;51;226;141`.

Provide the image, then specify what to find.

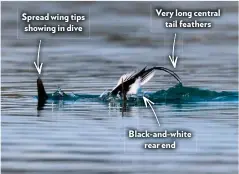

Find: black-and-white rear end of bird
101;66;181;99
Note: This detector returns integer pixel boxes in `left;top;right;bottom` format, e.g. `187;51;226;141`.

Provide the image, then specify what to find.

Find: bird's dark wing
37;78;48;110
37;78;48;101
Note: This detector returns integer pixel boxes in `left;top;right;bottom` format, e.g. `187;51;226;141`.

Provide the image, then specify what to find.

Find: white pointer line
172;33;176;57
37;40;41;66
34;40;43;75
143;96;160;127
168;33;179;68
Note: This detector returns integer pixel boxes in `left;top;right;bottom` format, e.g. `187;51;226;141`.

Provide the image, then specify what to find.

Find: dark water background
1;1;238;174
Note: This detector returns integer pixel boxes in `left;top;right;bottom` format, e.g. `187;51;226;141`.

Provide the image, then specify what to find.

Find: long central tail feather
150;66;182;83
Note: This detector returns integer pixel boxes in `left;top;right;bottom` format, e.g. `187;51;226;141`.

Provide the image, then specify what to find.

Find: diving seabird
36;66;181;107
109;66;181;97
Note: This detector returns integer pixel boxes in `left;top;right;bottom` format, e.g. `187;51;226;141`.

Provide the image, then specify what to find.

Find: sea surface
1;1;238;174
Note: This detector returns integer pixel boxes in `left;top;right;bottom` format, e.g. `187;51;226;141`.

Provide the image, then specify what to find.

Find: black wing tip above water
37;77;48;110
37;77;48;98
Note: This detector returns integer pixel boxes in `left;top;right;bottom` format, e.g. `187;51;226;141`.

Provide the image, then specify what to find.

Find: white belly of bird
127;78;142;95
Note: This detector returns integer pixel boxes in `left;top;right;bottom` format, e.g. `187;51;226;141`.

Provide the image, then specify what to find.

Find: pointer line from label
168;33;179;68
34;40;43;75
143;96;160;127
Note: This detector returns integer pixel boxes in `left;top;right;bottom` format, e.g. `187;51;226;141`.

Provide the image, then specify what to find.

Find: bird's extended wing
116;71;137;86
111;67;147;95
140;70;155;86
